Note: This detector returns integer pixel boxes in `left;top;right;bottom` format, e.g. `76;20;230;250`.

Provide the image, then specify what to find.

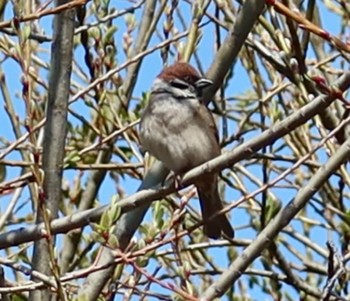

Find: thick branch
200;104;350;301
29;1;75;300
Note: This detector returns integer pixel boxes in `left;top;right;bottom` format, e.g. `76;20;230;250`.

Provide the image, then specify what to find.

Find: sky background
0;0;347;300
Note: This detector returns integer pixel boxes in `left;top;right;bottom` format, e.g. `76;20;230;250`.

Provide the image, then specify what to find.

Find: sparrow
139;62;234;239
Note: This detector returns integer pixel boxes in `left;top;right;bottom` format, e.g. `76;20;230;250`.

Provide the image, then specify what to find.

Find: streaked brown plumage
139;62;234;239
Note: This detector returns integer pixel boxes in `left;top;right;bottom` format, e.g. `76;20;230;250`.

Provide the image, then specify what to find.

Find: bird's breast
140;93;219;173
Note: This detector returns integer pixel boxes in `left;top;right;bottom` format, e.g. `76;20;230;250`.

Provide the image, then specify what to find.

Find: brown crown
157;62;202;84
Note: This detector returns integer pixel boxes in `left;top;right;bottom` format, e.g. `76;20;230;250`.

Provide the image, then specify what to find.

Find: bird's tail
196;178;234;239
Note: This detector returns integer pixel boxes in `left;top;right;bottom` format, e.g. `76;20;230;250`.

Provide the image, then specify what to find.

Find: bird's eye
170;79;189;90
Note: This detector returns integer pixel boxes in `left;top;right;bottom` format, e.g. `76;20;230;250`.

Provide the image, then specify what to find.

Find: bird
139;62;234;239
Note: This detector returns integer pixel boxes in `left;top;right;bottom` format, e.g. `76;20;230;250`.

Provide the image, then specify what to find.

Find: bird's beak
195;78;213;90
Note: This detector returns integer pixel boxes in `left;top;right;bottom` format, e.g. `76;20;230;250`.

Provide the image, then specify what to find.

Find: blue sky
0;1;347;300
